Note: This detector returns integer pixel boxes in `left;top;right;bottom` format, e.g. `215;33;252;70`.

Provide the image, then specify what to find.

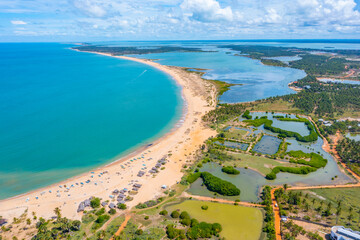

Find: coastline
0;52;217;221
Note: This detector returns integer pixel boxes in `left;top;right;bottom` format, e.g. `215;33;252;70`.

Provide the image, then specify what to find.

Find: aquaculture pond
253;135;282;155
241;112;311;137
346;133;360;141
214;141;249;151
188;112;354;203
318;78;360;85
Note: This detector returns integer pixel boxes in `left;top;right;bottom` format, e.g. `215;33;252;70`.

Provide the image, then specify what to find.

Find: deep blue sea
0;43;182;199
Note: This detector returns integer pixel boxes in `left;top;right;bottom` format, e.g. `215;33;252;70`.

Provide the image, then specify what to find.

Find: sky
1;0;360;42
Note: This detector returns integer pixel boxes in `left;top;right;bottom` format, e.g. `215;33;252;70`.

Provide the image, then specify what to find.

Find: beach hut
112;189;119;194
0;219;7;226
84;199;91;207
133;183;142;188
101;202;108;207
161;185;167;189
77;202;85;212
109;203;116;209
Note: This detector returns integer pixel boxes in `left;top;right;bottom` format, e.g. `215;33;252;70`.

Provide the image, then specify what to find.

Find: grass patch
166;200;263;240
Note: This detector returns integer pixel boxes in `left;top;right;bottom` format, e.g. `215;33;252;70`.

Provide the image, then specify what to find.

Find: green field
224;128;249;140
166;200;263;240
228;152;291;175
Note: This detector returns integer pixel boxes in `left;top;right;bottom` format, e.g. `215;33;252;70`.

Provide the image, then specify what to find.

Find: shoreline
0;51;217;221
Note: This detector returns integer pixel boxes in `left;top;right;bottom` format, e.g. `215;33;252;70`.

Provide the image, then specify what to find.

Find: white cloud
11;20;27;25
180;0;233;22
72;0;108;17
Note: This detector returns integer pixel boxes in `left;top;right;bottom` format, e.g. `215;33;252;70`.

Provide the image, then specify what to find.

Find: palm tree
312;198;316;206
283;184;288;191
327;202;332;210
54;207;61;219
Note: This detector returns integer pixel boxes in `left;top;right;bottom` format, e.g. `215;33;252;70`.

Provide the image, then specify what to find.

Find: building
0;218;7;226
331;226;360;240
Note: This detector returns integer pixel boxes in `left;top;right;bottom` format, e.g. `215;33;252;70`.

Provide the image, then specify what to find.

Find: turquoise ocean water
0;43;182;199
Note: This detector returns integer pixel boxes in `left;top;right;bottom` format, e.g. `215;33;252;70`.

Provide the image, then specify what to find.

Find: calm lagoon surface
0;43;182;199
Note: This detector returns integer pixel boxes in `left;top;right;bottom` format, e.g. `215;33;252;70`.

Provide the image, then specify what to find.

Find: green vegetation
289;54;346;75
275;187;360;231
261;186;276;240
245;117;318;142
92;214;110;230
135;197;164;209
90;197;101;208
280;75;360;117
202;104;246;124
116;220;165;240
336;138;360;176
282;220;323;240
73;45;205;55
266;148;327;180
242;110;252;119
287;151;327;168
166;200;263;240
261;59;288;67
200;172;240;196
210;80;238;97
186;172;201;184
221;166;240;175
221;45;297;59
32;217;82;239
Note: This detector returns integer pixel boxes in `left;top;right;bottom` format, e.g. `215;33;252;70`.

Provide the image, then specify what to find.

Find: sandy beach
0;54;217;223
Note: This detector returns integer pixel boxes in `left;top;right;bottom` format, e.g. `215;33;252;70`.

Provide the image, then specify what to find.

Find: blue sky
1;0;360;41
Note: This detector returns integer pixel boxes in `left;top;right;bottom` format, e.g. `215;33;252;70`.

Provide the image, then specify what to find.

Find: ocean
0;43;182;199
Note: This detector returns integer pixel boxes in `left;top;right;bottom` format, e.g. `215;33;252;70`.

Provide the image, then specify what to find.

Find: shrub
144;216;149;220
90;198;101;208
117;203;127;210
200;172;240;196
180;218;191;226
159;210;168;216
242;110;252;119
170;210;180;218
95;208;105;216
135;229;143;235
108;208;116;215
179;211;190;219
221;166;240;175
201;205;208;210
187;172;201;184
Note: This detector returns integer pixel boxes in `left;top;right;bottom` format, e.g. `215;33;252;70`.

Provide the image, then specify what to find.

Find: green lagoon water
0;43;182;199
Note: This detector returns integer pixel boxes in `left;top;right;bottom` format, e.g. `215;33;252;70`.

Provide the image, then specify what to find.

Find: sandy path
111;214;131;239
0;54;217;226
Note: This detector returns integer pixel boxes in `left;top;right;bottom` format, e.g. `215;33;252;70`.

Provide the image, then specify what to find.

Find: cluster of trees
266;166;317;180
242;110;252;119
261;186;276;240
289;54;346;75
73;45;204;55
220;45;297;59
202;104;246;124
200;172;240;196
336;138;360;176
221;166;240;175
32;209;81;240
321;120;360;136
280;75;360;117
166;210;222;239
135;197;164;209
260;59;288;67
282;220;323;240
245;117;318;142
288;151;327;169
